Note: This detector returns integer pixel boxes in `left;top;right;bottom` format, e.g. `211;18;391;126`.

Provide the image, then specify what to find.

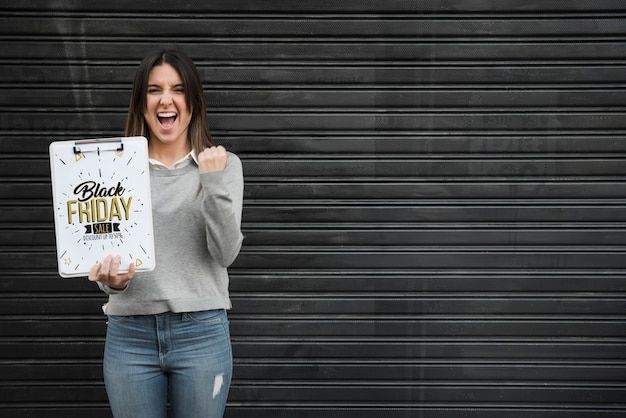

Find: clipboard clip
73;138;124;155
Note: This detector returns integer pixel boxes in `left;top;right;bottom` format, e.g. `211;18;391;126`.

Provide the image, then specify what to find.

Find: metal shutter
1;1;625;417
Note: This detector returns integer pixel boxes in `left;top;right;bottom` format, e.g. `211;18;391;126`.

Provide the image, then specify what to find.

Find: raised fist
198;145;228;173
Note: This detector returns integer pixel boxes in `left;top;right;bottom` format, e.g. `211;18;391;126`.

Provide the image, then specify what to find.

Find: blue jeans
103;310;232;418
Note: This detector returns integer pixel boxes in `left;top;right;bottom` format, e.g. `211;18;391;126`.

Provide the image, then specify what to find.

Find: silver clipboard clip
73;138;124;155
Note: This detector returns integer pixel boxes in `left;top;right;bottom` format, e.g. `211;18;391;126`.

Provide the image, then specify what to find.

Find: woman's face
143;63;192;148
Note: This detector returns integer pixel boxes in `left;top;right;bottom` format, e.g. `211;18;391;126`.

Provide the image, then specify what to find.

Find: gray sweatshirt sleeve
199;152;244;267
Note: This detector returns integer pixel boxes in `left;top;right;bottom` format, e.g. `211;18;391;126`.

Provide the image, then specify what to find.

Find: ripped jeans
103;310;232;418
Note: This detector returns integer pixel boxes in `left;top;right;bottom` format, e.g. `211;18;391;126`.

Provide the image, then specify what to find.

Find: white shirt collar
149;150;199;170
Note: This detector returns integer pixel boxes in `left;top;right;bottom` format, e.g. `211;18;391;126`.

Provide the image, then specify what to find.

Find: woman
87;48;244;418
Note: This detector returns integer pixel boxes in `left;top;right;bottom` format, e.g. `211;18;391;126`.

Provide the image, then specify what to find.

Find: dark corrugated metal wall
1;1;626;417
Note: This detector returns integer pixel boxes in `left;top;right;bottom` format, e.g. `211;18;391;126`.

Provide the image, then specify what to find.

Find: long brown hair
125;48;213;152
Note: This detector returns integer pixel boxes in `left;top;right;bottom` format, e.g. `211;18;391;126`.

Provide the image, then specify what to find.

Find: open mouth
157;112;177;128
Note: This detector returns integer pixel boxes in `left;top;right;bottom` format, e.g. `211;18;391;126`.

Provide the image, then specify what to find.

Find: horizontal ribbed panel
1;1;625;417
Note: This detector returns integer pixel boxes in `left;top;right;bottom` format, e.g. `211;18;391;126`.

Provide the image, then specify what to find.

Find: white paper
49;136;155;277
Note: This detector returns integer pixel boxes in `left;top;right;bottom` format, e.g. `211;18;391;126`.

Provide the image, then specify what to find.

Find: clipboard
49;136;155;278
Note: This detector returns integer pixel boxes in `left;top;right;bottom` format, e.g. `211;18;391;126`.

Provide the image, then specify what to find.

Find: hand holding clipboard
49;136;155;278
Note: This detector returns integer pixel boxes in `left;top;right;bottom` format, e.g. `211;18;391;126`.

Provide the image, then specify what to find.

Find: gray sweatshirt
99;152;244;315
